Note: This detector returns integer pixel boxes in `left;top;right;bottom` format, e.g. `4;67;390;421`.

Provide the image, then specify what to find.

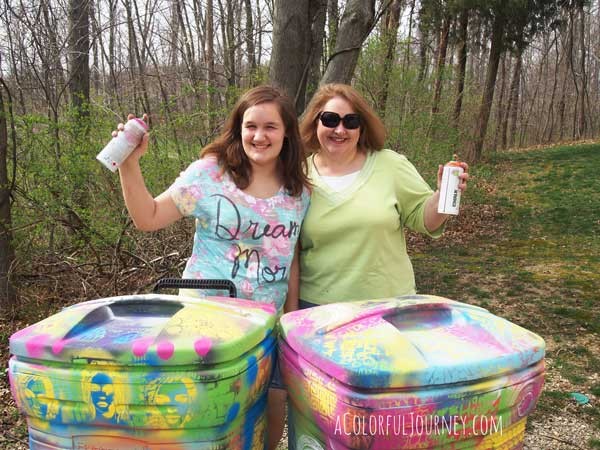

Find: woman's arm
423;190;448;232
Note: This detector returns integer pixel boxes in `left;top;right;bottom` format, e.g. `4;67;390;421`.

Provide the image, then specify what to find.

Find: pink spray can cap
129;117;149;131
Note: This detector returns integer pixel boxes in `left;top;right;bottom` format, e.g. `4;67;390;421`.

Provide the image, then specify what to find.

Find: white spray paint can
96;117;148;172
437;155;464;215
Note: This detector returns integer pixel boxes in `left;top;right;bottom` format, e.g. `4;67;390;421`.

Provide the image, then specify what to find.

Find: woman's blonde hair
300;83;386;154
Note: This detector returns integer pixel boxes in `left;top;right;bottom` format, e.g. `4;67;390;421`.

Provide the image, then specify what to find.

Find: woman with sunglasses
296;83;468;309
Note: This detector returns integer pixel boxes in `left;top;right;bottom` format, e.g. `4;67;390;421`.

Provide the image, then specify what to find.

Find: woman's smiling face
316;96;360;157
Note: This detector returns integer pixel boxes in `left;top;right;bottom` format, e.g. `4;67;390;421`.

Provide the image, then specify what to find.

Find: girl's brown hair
201;85;309;196
300;83;386;153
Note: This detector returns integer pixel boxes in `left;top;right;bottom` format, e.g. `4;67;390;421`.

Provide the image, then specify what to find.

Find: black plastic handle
152;278;237;298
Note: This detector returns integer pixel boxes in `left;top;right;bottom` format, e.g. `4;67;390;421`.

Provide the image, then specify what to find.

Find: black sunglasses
319;111;361;130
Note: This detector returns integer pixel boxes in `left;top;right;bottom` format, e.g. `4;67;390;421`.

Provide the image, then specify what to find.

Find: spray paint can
437;154;464;215
96;118;148;172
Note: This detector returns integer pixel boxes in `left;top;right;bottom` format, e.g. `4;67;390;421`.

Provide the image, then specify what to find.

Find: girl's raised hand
113;113;149;166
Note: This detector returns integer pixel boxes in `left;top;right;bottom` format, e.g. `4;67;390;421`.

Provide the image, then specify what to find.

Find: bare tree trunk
125;0;140;110
90;0;100;94
557;13;572;141
236;1;244;85
108;0;119;104
492;54;507;151
327;0;339;60
452;8;469;127
500;57;513;149
255;0;263;67
543;30;561;143
430;14;451;115
468;12;505;162
42;0;67;100
68;0;91;123
124;0;151;115
192;0;206;69
218;0;237;89
378;0;402;114
508;48;523;148
590;1;597;136
244;0;257;77
567;7;579;140
0;80;16;307
205;0;217;132
398;0;416;125
468;13;483;89
269;0;313;112
520;52;545;147
321;0;376;85
169;0;180;67
535;31;552;143
178;1;201;98
132;3;180;154
417;13;429;83
305;0;328;108
218;0;229;85
3;3;27;113
577;1;587;138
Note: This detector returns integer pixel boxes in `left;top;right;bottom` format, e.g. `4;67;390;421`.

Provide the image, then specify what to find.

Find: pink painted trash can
279;295;545;449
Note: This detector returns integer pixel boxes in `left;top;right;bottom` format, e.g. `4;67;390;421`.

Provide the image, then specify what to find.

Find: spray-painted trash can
279;295;545;450
9;291;277;450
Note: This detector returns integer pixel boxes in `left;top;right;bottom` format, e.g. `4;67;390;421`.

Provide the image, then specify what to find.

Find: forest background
0;0;598;448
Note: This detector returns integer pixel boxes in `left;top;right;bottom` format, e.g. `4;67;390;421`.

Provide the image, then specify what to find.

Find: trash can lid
280;295;545;389
10;294;277;366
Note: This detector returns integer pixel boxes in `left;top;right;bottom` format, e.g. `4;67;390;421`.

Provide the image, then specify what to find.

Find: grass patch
536;390;570;415
414;142;600;437
551;307;600;333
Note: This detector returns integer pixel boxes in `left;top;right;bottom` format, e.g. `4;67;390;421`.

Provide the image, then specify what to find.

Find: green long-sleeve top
299;149;443;304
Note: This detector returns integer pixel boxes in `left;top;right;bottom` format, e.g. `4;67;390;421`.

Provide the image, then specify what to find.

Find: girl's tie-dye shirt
169;157;310;312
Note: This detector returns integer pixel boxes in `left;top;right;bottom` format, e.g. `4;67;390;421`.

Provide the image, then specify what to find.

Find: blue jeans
298;299;319;310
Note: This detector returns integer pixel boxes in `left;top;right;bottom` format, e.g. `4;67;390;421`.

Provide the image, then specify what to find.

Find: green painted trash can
9;292;276;449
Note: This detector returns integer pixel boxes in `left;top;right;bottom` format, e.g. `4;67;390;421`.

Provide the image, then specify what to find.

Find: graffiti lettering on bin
73;436;150;450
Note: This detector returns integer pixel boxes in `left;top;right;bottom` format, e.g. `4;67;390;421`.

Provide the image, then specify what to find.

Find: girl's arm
118;132;183;231
283;243;300;313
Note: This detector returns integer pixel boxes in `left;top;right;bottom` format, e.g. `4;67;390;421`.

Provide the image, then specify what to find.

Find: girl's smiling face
241;102;286;171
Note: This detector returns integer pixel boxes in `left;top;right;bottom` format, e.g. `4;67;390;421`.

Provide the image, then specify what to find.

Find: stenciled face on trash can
21;375;60;422
24;377;51;418
90;373;115;418
147;376;197;427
